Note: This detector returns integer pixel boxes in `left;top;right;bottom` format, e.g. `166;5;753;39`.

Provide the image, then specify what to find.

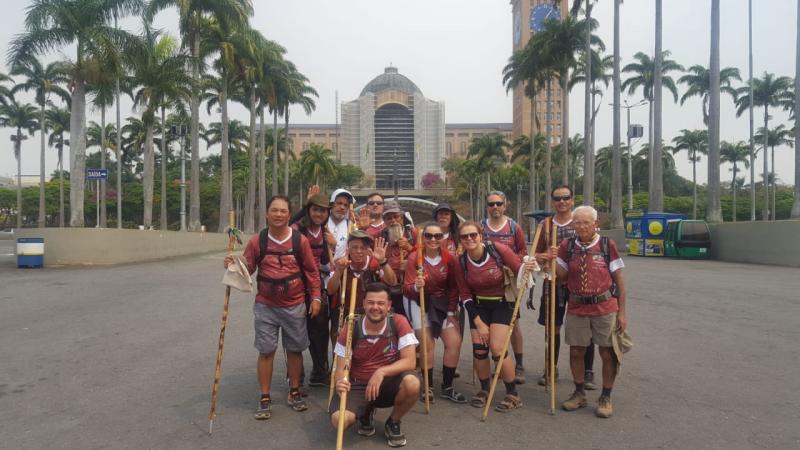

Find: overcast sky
1;0;797;188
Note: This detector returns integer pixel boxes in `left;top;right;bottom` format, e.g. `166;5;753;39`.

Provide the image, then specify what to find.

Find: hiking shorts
469;298;515;329
564;312;616;348
253;302;310;355
402;296;454;339
333;370;418;417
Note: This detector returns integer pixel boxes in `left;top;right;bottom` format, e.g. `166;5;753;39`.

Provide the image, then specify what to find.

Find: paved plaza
1;243;798;449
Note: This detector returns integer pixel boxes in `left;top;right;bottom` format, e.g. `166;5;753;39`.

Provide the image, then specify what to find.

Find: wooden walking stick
208;208;236;434
417;228;431;414
548;219;557;415
481;225;543;421
335;277;360;450
327;265;348;412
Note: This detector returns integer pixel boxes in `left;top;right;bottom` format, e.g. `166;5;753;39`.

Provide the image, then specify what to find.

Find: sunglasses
459;232;480;241
552;195;572;202
423;232;445;241
487;201;504;208
367;201;384;206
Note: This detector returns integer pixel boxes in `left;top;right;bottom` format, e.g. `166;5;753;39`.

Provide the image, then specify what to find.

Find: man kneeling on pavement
545;205;628;418
330;282;420;448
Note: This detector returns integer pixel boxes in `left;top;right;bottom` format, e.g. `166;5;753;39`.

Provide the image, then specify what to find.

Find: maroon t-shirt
366;222;386;239
402;250;459;312
242;229;322;308
328;257;384;311
482;218;528;256
336;314;416;383
291;223;327;267
454;242;522;301
556;236;624;317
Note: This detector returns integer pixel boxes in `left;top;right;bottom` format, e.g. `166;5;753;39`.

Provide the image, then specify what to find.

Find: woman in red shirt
403;223;466;404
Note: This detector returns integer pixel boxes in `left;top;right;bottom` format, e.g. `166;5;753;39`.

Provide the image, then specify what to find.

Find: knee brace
491;353;509;362
473;343;489;360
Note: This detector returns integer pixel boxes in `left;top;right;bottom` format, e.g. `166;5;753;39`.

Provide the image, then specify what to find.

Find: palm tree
721;141;750;222
46;104;71;227
672;129;708;219
678;65;741;125
0;72;13;105
280;63;318;196
611;0;622;227
10;57;70;228
87;52;118;228
755;125;793;220
735;72;793;220
467;133;510;213
793;0;800;219
299;143;336;188
0;99;39;228
622;50;684;211
146;0;253;231
10;0;143;227
707;0;723;222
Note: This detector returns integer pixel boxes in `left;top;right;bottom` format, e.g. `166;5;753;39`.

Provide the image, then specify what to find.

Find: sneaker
537;368;559;386
287;390;308;412
419;386;435;404
384;419;407;447
561;391;588;411
357;408;376;436
253;395;272;420
440;386;467;404
514;365;526;384
584;371;597;391
596;395;613;418
308;371;329;387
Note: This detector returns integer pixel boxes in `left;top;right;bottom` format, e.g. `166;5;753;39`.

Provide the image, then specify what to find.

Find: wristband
447;311;455;317
379;259;388;266
312;298;322;304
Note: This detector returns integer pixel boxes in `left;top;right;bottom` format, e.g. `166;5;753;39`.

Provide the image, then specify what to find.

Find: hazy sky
0;0;797;188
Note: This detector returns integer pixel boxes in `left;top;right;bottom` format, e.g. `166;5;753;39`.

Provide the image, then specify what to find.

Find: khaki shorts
564;312;616;348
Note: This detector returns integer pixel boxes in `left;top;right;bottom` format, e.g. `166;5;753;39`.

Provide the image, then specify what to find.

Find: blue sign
87;169;108;180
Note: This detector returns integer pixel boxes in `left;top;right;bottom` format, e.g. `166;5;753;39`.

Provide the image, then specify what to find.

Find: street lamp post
171;125;188;231
619;100;646;209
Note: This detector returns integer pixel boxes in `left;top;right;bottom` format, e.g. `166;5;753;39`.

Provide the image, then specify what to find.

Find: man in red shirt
481;191;528;384
331;283;419;448
224;196;322;420
555;206;627;418
357;192;387;239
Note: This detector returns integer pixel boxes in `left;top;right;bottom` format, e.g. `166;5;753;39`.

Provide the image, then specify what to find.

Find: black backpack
255;228;307;295
351;313;397;350
480;218;520;252
459;240;506;275
565;236;619;297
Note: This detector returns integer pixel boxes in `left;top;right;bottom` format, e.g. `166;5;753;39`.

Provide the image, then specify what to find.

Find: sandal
287;390;308;412
254;395;272;420
419;386;436;404
495;394;523;413
470;390;488;408
440;386;467;404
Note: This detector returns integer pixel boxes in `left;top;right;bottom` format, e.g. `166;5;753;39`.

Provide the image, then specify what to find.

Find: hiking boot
308;371;329;387
384;419;407;447
514;365;526;384
357;408;376;436
561;391;588;411
287;389;308;412
537;368;559;386
253;395;272;420
596;395;613;418
584;371;597;390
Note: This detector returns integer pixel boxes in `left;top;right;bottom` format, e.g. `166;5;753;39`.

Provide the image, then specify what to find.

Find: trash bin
624;210;687;257
17;237;44;268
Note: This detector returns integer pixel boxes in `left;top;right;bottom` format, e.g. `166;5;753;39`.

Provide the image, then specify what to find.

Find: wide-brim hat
347;229;374;246
330;188;354;204
306;193;331;209
382;200;403;216
611;327;633;370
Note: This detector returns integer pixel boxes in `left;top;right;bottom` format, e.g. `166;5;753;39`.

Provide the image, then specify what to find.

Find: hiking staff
335;277;360;450
208;208;236;434
417;227;431;414
548;218;557;415
481;224;543;421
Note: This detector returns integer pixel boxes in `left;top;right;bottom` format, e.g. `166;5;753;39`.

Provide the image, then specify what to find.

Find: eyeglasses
552;195;572;202
367;201;384;206
459;232;480;241
423;232;445;241
487;201;504;208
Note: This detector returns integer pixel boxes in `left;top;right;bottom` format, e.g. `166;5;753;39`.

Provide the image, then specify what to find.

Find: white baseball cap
330;188;354;204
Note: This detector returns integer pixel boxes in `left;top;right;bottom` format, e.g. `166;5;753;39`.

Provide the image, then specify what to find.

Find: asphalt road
1;251;798;449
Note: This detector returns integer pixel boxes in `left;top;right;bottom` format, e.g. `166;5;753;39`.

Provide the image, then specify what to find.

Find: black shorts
469;299;515;328
334;370;418;416
538;281;567;327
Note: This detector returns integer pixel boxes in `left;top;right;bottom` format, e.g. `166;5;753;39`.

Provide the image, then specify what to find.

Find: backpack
459;240;519;300
351;313;397;350
255;228;307;296
480;218;519;251
565;236;619;297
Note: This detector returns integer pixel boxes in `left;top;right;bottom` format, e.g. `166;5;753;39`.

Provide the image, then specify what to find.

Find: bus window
680;221;710;241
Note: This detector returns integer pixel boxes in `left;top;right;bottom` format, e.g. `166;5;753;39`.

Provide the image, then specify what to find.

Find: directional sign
87;168;108;180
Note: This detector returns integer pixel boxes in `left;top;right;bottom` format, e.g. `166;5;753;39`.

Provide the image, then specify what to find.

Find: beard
366;312;387;324
387;223;403;245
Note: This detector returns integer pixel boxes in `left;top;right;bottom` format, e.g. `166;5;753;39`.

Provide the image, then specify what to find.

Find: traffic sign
87;168;108;180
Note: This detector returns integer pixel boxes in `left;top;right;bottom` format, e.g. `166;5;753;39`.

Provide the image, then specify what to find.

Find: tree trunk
793;0;800;218
189;31;201;231
69;79;87;227
272;109;279;196
706;0;723;223
732;163;738;221
37;102;46;227
100;105;107;227
611;0;623;228
582;0;593;206
258;106;267;230
244;84;257;234
561;74;570;186
545;80;553;212
529;94;537;211
160;107;168;230
651;0;664;212
762;107;769;220
58;142;64;228
648;100;654;191
116;59;123;229
16;137;22;229
219;74;232;232
143;122;155;228
771;145;776;220
284;110;290;195
749;0;756;221
692;152;697;219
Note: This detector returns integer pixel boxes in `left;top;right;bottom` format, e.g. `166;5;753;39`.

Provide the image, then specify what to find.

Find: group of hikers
222;185;628;447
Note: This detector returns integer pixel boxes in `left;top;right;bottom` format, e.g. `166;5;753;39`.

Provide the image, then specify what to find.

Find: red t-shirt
366;222;386;239
482;218;528;256
402;250;459;312
291;223;327;267
534;217;578;254
384;228;416;275
556;236;624;316
454;242;522;301
328;257;385;311
335;314;417;383
242;229;322;308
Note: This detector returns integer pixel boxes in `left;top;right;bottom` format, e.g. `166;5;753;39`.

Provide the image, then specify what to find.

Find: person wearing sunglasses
432;203;461;255
357;192;388;239
453;221;537;413
402;223;466;405
534;185;597;390
481;191;528;384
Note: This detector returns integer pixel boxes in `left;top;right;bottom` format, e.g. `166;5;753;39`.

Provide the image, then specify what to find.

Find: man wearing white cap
327;188;355;260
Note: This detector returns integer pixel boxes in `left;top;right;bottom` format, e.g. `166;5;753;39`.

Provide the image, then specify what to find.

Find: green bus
664;220;711;259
